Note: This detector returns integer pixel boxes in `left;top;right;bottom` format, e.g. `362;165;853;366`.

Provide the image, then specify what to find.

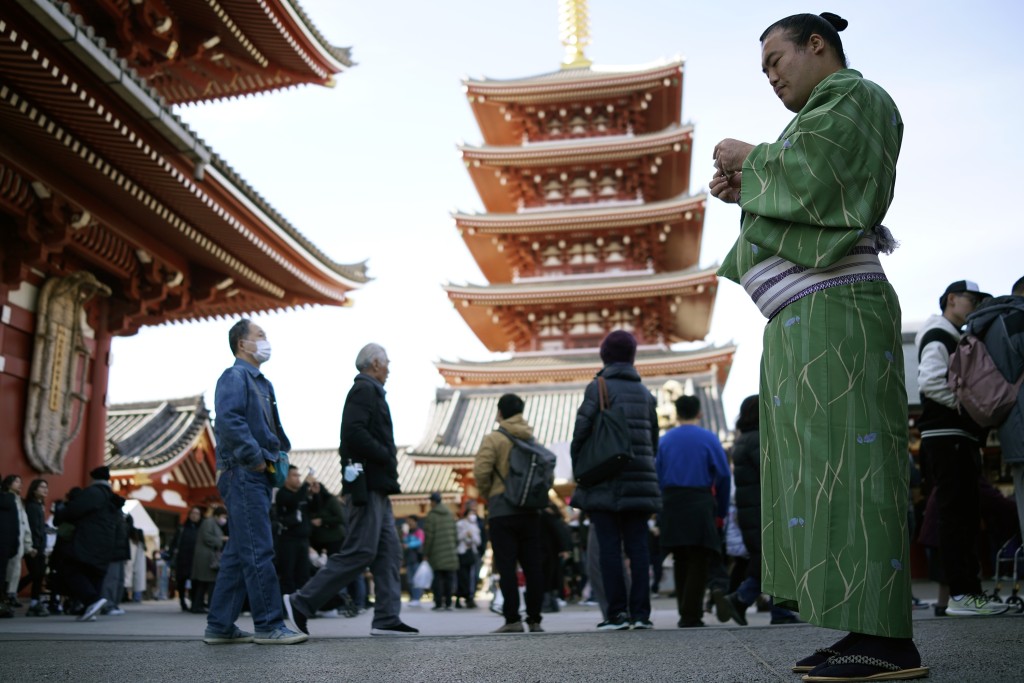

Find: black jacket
730;430;761;554
0;491;19;561
55;482;126;570
310;489;345;548
173;520;200;576
276;483;312;539
569;363;661;513
339;374;400;495
24;498;46;551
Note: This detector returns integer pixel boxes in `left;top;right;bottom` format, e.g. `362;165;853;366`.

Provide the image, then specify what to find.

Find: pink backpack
947;333;1024;427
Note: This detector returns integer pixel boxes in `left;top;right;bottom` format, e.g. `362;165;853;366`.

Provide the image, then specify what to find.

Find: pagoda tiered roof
407;368;730;466
0;0;368;333
63;0;353;104
444;266;718;352
453;192;706;282
436;343;735;388
459;124;693;212
463;59;684;145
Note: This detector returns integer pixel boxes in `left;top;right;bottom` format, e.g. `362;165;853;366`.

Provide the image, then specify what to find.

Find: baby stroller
991;534;1024;614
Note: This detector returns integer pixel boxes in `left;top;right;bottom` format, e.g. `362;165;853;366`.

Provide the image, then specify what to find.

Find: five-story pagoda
406;1;735;501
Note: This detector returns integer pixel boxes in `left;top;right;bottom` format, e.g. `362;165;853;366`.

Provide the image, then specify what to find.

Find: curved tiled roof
408;371;729;462
26;0;369;287
105;396;209;470
287;448;460;498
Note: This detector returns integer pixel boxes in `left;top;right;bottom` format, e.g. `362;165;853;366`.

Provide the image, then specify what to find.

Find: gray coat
569;363;662;513
968;295;1024;464
191;517;225;583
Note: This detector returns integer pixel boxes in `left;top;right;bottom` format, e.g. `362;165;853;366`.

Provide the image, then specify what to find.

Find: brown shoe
492;621;524;633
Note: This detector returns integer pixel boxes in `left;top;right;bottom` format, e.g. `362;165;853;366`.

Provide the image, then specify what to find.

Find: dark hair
675;395;701;421
25;478;48;501
760;12;849;68
1;474;19;491
288;465;299;472
228;318;251;355
1013;276;1024;296
213;506;228;517
497;393;525;420
735;395;760;433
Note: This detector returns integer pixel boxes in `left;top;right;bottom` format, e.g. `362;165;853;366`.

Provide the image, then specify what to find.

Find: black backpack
495;428;557;509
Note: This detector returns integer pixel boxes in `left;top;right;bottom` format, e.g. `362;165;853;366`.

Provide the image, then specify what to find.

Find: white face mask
247;339;272;363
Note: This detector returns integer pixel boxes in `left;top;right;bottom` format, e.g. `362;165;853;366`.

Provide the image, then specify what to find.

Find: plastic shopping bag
412;561;433;590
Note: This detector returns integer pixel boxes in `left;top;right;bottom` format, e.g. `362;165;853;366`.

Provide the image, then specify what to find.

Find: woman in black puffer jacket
570;331;661;629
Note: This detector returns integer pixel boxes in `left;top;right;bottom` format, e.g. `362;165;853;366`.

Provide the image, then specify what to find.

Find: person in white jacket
915;280;1008;617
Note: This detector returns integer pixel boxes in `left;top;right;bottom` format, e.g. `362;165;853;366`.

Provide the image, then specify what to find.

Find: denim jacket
214;358;291;471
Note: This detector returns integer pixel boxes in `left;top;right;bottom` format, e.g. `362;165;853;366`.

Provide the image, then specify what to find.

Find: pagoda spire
559;0;593;69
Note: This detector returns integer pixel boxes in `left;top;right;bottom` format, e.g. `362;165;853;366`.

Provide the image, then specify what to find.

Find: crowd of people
3;14;1024;682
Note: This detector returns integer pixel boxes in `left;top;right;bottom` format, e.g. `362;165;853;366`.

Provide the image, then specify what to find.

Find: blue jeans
736;576;797;621
590;510;651;621
206;467;285;635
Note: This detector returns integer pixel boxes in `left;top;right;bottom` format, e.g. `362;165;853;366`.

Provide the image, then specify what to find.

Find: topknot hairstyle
760;12;849;67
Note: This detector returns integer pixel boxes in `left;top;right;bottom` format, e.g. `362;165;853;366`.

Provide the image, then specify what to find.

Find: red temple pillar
83;298;111;476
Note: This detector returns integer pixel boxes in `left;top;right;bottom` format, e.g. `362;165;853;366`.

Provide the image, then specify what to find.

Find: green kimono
720;69;912;637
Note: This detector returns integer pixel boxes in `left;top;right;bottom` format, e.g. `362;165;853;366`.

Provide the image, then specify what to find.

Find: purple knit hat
599;330;637;365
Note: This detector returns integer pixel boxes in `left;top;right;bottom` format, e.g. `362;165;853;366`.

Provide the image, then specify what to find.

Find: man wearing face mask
203;319;307;645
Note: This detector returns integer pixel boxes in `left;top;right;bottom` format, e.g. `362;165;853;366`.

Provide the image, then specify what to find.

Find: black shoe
712;589;748;626
465;599;477;609
933;605;947;617
371;622;419;636
597;613;630;631
677;618;705;628
283;594;309;635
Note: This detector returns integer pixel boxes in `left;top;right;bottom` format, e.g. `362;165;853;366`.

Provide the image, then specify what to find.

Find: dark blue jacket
569;363;661;513
214;359;291;471
55;482;126;570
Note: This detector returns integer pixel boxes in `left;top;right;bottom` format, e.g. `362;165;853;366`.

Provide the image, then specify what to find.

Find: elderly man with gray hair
283;343;419;636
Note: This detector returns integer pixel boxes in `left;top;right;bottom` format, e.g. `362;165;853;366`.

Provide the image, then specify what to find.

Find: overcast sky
107;0;1024;448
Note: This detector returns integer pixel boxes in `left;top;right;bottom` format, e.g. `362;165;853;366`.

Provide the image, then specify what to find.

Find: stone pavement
0;589;1021;682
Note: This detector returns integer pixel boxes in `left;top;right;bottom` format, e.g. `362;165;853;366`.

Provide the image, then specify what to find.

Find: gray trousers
101;561;124;606
291;491;402;629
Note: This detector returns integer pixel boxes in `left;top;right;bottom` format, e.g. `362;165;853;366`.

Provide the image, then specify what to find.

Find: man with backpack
473;393;550;633
966;276;1024;540
916;280;1008;616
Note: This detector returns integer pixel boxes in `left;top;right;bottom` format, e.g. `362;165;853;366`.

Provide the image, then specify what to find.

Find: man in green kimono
710;13;927;682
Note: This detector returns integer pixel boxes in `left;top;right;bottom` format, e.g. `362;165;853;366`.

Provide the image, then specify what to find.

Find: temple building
404;2;735;503
0;0;363;501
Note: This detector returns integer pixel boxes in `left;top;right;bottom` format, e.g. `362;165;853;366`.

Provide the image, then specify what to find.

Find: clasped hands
710;138;755;205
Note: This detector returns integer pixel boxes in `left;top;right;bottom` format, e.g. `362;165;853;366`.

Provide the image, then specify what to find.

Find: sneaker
253;627;308;645
631;619;654;630
26;604;50;617
203;626;255;645
946;594;1010;616
526;621;544;633
78;598;106;622
597;613;630;631
370;622;419;636
107;607;126;616
283;594;309;635
407;600;421;608
493;621;525;633
315;609;339;618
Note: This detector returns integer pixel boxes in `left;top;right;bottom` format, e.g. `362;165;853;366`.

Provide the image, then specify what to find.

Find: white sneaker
107;607;126;616
315;609;339;618
407;600;421;608
78;598;107;622
946;594;1011;616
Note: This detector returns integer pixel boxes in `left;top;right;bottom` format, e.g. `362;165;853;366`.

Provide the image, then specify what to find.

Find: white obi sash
740;235;888;320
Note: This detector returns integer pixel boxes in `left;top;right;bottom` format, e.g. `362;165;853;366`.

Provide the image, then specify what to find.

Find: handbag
266;451;289;488
412;561;434;590
572;376;634;488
